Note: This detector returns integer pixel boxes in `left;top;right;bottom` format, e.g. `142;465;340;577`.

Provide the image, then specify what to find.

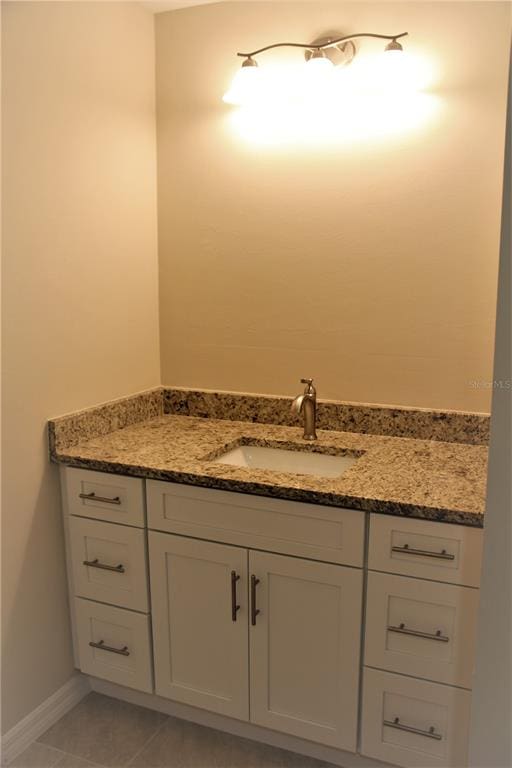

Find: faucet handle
300;378;316;395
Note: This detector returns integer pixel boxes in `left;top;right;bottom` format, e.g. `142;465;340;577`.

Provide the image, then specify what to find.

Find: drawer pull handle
83;558;125;574
231;570;241;622
251;575;260;626
89;640;130;656
391;544;455;561
388;623;449;642
384;717;442;741
79;492;121;505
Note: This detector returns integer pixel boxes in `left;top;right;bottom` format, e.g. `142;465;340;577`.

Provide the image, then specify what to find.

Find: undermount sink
214;444;360;479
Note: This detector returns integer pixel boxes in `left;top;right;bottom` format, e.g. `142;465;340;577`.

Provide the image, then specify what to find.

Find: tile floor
11;693;335;768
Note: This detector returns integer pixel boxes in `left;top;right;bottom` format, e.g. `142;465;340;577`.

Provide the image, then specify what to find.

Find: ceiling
142;1;222;11
142;0;305;12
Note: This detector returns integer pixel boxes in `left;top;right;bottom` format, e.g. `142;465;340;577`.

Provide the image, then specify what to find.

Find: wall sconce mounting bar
237;31;408;59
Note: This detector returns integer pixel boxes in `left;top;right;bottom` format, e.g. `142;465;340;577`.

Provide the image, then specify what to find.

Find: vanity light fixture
223;31;408;105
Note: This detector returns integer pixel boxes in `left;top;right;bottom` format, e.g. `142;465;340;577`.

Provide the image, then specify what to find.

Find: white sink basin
214;444;359;479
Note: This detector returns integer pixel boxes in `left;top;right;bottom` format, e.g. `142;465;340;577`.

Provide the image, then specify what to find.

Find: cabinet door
249;550;362;750
149;532;249;720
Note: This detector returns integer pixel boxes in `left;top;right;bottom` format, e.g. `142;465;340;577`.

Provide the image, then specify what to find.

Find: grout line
56;749;105;768
125;717;169;767
30;743;105;768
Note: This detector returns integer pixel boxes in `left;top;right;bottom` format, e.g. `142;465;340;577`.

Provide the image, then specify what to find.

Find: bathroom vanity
50;389;487;768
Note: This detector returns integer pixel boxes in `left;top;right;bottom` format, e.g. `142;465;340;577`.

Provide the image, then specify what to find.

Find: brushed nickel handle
79;491;121;505
388;623;449;643
89;640;130;656
250;575;260;626
391;544;455;561
384;717;442;741
83;558;125;574
231;570;241;622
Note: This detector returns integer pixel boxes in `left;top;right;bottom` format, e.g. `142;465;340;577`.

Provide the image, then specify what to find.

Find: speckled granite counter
50;412;488;528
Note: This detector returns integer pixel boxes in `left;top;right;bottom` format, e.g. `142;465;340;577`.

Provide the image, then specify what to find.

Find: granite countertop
51;413;488;527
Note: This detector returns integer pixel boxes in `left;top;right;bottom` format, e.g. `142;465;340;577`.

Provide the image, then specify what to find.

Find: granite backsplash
49;386;490;455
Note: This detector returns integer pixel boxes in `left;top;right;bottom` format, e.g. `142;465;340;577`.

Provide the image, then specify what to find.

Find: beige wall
1;1;160;733
156;1;510;412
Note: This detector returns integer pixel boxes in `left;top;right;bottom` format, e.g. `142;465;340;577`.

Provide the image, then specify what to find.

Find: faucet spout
291;394;306;414
291;379;317;440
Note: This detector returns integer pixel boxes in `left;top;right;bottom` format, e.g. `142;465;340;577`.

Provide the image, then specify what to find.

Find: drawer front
64;467;145;527
361;668;472;768
147;481;365;567
365;573;479;688
369;514;483;586
75;598;153;693
70;517;149;612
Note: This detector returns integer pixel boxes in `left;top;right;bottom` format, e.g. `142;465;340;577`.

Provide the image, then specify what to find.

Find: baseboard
1;673;90;765
89;677;391;768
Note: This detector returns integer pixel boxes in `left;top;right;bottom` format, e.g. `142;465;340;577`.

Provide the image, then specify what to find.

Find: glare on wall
225;50;439;148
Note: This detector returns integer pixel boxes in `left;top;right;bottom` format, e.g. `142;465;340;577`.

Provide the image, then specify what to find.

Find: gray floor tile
9;743;64;768
37;693;167;767
129;716;334;768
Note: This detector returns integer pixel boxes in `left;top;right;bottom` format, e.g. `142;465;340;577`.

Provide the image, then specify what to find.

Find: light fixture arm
237;31;408;59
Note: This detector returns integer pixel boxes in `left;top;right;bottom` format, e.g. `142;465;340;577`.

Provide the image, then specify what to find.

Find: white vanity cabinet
60;467;153;693
361;514;482;768
147;485;364;752
61;466;483;768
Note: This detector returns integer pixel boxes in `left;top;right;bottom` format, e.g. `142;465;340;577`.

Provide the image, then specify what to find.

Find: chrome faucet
291;378;317;441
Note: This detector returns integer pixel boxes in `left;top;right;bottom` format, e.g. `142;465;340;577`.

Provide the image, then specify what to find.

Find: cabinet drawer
147;481;365;567
75;598;153;693
361;668;472;768
64;468;145;527
369;514;483;586
365;572;479;688
70;517;149;612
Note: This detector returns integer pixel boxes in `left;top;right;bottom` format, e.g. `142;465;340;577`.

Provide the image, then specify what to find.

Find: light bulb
305;50;334;74
302;50;334;101
379;46;426;94
223;58;262;106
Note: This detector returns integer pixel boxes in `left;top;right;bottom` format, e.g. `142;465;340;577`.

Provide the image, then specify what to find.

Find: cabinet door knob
250;575;260;626
231;570;241;622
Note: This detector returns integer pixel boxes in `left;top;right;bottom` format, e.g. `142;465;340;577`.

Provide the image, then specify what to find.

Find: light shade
223;58;262;106
385;39;404;52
